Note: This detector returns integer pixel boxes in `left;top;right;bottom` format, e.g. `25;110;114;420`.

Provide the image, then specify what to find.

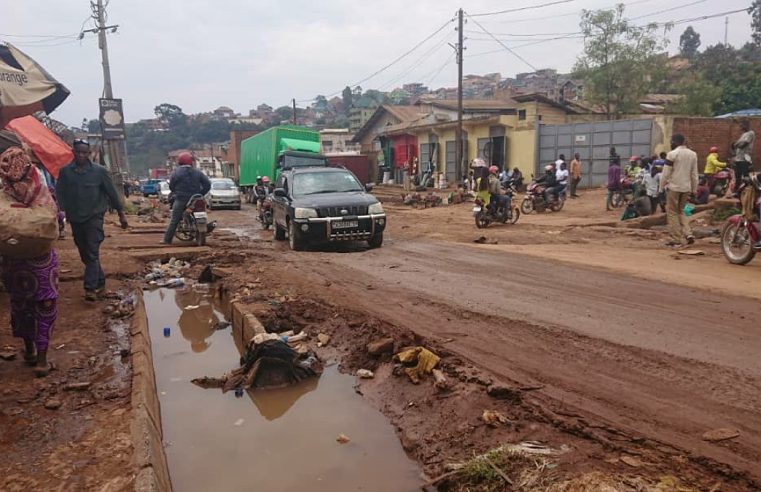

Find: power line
377;33;455;91
628;0;707;21
421;53;456;86
468;0;575;18
465;14;538;71
480;0;655;24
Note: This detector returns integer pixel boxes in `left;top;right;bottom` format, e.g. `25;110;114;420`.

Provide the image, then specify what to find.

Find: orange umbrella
5;116;73;179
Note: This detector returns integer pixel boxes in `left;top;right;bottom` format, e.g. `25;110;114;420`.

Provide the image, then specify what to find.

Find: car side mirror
365;183;374;192
273;188;287;198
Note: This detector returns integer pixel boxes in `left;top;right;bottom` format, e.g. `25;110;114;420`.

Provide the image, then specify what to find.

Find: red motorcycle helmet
177;152;193;165
262;176;270;183
710;146;719;153
488;165;498;174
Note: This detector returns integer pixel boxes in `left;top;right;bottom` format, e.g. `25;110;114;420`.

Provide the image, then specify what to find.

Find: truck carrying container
238;126;326;188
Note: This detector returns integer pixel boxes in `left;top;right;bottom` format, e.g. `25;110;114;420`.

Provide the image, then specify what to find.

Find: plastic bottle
163;327;171;338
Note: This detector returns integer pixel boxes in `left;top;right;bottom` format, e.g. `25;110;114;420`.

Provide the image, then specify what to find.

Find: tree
341;86;353;114
694;44;739;86
153;103;186;128
679;26;701;59
670;75;721;116
751;0;761;46
573;5;669;117
274;105;293;123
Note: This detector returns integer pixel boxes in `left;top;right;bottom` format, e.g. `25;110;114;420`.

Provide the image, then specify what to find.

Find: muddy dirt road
217;203;761;486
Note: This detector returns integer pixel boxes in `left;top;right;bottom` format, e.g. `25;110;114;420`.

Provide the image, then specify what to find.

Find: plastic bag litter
394;346;440;384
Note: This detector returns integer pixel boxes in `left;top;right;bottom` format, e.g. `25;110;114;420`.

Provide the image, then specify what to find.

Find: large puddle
144;288;423;492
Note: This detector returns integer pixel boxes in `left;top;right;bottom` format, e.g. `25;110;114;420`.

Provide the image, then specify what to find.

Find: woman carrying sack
0;147;59;377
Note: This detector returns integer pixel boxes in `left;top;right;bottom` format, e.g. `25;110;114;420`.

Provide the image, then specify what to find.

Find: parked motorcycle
258;196;273;230
520;180;565;214
721;176;761;265
173;194;211;246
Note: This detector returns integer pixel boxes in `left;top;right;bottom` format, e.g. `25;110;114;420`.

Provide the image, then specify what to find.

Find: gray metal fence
537;119;653;187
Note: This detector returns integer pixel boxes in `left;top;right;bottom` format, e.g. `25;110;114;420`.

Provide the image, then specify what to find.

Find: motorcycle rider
161;152;212;245
704;146;726;176
536;164;558;206
252;176;266;207
488;165;509;215
262;175;274;194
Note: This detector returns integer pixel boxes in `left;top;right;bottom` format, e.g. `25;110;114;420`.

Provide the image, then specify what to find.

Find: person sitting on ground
0;147;60;377
161;152;211;245
621;195;653;220
691;176;710;205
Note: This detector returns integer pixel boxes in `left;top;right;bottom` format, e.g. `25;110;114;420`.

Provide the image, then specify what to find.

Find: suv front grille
318;205;368;218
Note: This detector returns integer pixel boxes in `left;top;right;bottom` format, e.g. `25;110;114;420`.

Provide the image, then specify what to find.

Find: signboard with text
99;98;125;138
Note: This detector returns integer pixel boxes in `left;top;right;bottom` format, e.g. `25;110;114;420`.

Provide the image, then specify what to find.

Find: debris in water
214;321;231;331
185;305;200;310
394;346;440;384
702;428;740;442
233;418;245;427
234;387;244;398
336;433;351;444
482;409;510;427
356;369;374;379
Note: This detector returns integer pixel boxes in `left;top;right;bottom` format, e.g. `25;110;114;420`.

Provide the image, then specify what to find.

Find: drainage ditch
143;286;423;492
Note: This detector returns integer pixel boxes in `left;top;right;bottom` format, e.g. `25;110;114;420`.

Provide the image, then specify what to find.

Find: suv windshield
211;180;235;190
292;171;363;196
283;155;328;168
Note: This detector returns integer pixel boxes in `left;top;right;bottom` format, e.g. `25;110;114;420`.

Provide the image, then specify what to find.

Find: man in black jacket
56;139;128;301
162;152;211;244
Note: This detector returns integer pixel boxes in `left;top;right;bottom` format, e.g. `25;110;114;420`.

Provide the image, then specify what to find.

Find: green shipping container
239;125;321;186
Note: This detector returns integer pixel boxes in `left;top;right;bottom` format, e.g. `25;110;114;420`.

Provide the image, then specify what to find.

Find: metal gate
537;119;653;187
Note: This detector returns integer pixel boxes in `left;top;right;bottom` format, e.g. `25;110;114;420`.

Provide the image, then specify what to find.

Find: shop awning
5;115;73;178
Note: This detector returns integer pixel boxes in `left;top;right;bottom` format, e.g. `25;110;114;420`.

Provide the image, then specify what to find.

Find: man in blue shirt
162;152;211;244
56;139;127;301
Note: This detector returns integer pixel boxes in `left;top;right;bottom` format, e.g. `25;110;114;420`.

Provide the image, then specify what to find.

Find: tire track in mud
271;239;761;487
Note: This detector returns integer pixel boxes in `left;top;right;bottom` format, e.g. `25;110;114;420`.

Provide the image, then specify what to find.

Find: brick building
672;117;761;172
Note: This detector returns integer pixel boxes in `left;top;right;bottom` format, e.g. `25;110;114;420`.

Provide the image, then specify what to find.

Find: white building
319;128;360;154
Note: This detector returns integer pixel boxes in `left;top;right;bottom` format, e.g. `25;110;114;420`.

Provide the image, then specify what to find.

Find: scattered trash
356;369;374;379
144;258;190;284
317;333;331;347
394;346;440;384
234;387;244;398
620;456;643;468
44;399;62;410
185;304;200;310
163;327;171;338
158;278;185;288
336;433;351;444
214;321;231;331
678;249;705;256
0;351;16;361
233;418;245;427
482;409;510;427
55;344;66;350
486;384;522;402
367;337;394;356
702;428;740;442
474;236;487;244
64;382;92;391
432;369;450;391
192;338;322;392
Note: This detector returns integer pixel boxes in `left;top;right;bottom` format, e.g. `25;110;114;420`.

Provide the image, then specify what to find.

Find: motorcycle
258;196;273;230
520;180;565;214
173;194;213;246
473;185;520;228
608;177;637;210
707;168;733;197
721;176;761;265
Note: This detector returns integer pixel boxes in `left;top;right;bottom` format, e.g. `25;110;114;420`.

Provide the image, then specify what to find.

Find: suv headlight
294;207;318;219
369;202;384;215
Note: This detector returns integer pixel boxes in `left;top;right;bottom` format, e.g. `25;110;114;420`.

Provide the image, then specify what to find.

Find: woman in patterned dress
0;147;60;377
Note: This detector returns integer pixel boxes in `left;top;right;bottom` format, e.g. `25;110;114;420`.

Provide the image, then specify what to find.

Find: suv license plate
333;220;358;229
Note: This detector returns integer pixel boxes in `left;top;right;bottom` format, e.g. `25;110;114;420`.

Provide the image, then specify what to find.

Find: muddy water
144;288;423;492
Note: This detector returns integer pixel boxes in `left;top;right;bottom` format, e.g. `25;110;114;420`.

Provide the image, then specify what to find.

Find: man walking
569;153;582;198
659;134;698;247
56;139;128;301
162;152;211;245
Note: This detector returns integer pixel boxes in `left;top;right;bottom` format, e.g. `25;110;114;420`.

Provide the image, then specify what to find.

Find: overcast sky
3;0;753;127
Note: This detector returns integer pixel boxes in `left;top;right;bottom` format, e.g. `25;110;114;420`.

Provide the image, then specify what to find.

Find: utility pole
85;0;125;199
724;17;729;46
455;9;464;185
292;98;297;125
